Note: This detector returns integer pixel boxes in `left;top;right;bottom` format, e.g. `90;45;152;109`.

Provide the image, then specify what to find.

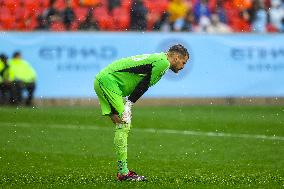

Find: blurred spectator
207;13;232;33
8;52;37;106
197;13;211;32
62;0;76;30
35;15;49;30
281;17;284;32
173;10;195;31
268;0;284;32
108;0;121;13
78;8;100;30
153;12;172;31
42;0;61;29
193;0;211;24
167;0;188;24
249;0;268;32
0;54;10;105
214;0;228;24
130;0;148;31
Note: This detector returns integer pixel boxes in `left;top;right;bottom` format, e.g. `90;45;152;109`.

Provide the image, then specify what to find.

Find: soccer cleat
117;170;146;181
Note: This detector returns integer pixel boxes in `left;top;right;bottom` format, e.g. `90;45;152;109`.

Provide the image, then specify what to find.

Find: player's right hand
122;99;133;124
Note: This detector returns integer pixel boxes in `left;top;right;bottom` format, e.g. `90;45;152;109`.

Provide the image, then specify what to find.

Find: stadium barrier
34;97;284;106
1;32;284;101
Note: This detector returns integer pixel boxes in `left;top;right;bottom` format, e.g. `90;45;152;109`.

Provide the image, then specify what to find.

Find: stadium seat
2;0;20;12
112;7;130;30
230;17;251;32
147;12;160;31
70;22;79;31
0;7;11;17
38;0;50;8
144;0;168;15
55;0;66;11
121;0;132;10
14;7;32;21
74;7;89;22
24;0;39;11
93;7;113;30
50;21;66;31
0;7;15;30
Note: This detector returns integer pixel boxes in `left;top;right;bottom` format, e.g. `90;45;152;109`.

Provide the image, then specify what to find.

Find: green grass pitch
0;105;283;188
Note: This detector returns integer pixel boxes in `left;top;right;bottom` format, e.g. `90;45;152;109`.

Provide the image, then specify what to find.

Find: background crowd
0;0;283;33
0;52;36;106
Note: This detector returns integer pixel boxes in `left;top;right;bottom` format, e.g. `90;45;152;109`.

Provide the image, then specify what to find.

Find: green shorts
94;76;124;117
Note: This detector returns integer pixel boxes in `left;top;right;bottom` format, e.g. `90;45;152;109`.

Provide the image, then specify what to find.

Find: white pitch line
1;122;284;141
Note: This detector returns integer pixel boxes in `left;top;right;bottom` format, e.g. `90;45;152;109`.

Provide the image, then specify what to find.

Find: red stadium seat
93;7;112;30
121;0;132;10
3;0;20;12
230;17;251;32
38;0;50;8
50;21;66;31
24;0;39;11
70;21;79;31
144;0;167;14
75;7;89;22
112;7;130;30
0;7;15;30
0;7;11;17
14;7;32;21
147;12;160;31
55;0;66;10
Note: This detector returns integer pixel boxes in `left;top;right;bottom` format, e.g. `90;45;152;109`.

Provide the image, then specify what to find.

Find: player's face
171;54;189;73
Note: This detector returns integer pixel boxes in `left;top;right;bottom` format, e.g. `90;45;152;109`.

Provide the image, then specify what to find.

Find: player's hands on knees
122;99;133;124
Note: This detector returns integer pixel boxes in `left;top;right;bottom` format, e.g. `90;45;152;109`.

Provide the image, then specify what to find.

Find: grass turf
0;105;283;188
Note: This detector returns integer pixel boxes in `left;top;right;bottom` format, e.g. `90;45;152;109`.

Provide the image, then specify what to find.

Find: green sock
114;123;131;175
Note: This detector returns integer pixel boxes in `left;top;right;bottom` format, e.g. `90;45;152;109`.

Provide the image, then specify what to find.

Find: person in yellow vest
0;54;10;105
167;0;188;24
8;52;37;106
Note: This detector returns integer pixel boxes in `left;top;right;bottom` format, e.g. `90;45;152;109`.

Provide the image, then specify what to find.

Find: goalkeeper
94;44;189;181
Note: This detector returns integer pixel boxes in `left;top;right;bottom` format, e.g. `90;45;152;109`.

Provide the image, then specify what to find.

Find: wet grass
0;105;283;188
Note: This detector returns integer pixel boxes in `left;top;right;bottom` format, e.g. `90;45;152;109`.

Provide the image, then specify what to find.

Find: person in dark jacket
130;0;148;31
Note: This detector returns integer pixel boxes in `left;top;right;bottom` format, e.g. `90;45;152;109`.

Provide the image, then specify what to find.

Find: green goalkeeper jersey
96;52;170;103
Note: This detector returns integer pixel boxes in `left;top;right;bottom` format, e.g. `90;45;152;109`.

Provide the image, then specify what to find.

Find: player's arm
127;59;169;103
116;63;152;103
120;64;153;124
